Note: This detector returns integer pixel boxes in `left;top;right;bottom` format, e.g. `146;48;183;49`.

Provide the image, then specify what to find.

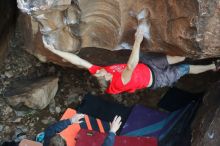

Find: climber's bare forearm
121;34;143;84
48;48;93;69
127;36;143;70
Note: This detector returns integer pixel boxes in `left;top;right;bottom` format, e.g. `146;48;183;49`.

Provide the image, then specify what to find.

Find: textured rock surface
191;81;220;146
6;77;59;110
17;12;131;66
196;0;220;58
17;0;81;53
0;98;15;121
79;0;121;50
18;13;75;66
17;0;220;65
0;0;17;67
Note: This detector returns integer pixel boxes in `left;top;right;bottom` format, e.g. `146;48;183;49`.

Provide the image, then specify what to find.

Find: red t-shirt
89;64;152;94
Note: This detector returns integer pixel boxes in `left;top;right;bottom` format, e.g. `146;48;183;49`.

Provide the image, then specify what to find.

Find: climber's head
94;68;112;92
95;68;112;81
49;134;66;146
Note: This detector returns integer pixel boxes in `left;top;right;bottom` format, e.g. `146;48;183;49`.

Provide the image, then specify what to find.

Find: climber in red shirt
46;9;220;94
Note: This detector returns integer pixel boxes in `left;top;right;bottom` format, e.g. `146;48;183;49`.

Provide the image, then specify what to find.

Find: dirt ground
0;27;220;144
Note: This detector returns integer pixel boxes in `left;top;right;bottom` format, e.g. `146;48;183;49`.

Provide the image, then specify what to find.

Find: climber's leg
189;64;216;74
166;55;186;65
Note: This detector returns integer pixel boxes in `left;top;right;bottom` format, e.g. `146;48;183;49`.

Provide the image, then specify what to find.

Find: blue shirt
43;119;115;146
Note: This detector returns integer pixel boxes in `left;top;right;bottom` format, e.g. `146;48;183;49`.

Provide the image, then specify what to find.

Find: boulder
17;0;220;66
17;0;81;53
191;81;220;146
6;77;59;110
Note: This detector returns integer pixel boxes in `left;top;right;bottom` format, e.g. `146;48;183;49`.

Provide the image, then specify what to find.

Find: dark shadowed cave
0;0;220;146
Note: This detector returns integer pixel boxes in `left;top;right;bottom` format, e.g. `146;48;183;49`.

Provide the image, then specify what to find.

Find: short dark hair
96;76;109;93
49;134;66;146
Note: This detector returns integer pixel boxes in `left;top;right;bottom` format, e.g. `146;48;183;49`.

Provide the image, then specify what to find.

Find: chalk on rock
137;9;149;21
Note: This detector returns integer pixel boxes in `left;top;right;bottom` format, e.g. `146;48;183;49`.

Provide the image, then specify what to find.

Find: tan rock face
18;14;74;66
0;98;15;121
18;0;81;53
6;77;59;110
17;0;220;66
115;0;199;57
79;0;121;50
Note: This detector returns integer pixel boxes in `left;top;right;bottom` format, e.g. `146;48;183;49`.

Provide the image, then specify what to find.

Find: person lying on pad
36;114;85;146
37;114;122;146
46;9;220;94
102;115;122;146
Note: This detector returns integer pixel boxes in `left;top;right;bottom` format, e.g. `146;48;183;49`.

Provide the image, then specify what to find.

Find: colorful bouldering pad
59;108;110;146
75;129;158;146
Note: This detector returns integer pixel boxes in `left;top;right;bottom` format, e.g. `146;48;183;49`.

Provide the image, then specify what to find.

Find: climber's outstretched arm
47;47;93;69
121;9;149;85
121;30;144;85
